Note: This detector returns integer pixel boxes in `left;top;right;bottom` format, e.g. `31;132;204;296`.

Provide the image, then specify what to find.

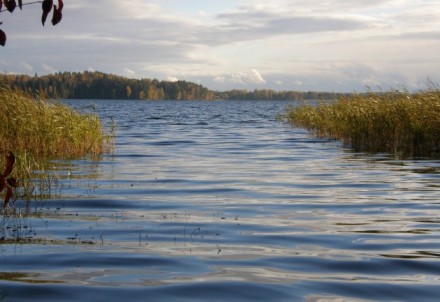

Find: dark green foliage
0;71;215;100
217;89;349;101
1;71;348;101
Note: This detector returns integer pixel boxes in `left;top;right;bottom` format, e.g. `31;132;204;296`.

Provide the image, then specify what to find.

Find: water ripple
1;100;440;301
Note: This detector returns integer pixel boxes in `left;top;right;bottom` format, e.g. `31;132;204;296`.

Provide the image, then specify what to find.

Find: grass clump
0;86;108;158
0;86;113;205
285;89;440;158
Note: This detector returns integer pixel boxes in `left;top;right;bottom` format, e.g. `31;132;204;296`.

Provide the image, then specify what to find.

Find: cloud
166;76;179;82
199;7;375;47
20;62;34;74
215;69;266;85
42;63;57;74
123;68;136;76
0;0;438;92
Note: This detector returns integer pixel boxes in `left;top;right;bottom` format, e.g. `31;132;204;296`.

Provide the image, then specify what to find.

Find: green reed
285;89;440;158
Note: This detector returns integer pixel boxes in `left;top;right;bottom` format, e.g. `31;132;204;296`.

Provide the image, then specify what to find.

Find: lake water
1;100;440;301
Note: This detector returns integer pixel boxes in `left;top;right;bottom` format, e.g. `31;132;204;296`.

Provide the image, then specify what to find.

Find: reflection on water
1;100;440;301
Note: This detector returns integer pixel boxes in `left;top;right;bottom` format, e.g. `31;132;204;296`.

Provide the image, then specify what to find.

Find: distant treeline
218;89;349;101
0;71;349;101
0;71;215;100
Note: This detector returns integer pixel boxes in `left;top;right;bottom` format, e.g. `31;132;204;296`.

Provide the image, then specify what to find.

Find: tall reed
0;86;108;158
285;89;440;158
0;86;113;204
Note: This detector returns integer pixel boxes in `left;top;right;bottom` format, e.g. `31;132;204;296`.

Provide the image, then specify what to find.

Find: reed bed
285;89;440;158
0;87;108;158
0;86;113;205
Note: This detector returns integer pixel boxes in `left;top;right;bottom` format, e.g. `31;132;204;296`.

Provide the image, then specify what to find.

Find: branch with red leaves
0;151;17;209
0;0;64;46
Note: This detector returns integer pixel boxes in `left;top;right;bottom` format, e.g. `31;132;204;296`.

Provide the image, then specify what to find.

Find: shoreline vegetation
1;71;348;101
0;86;113;205
285;89;440;158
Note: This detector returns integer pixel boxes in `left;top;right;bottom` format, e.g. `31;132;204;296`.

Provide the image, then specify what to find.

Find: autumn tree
0;0;64;46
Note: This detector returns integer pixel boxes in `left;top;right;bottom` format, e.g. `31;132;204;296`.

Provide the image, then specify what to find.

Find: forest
0;71;348;101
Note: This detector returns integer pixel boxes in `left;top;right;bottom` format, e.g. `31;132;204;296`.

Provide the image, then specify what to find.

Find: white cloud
215;69;266;85
166;76;179;82
20;62;34;74
124;68;136;76
42;64;57;74
0;0;438;92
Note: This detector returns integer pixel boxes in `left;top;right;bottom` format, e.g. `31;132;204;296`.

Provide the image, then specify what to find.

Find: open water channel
1;100;440;301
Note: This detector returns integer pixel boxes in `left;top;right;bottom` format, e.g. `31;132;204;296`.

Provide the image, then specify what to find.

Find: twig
0;1;44;14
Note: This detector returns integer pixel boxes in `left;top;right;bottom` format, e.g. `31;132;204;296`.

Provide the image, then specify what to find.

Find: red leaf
41;0;53;26
4;0;16;13
18;0;22;10
58;0;63;11
42;12;49;25
7;177;17;188
2;151;15;177
0;29;6;47
52;4;62;25
42;0;53;13
0;176;5;192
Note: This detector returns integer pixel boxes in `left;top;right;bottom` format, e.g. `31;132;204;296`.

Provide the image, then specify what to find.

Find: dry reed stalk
285;89;440;158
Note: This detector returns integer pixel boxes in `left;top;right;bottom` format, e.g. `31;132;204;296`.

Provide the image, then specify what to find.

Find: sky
0;0;439;92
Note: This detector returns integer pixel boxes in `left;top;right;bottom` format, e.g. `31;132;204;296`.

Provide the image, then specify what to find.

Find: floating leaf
0;29;6;47
18;0;22;10
41;0;53;26
4;0;16;13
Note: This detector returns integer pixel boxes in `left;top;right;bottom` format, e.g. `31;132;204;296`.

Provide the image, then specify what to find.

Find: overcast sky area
0;0;439;92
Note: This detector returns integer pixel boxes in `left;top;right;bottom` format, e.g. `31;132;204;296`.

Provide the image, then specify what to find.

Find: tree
0;0;64;46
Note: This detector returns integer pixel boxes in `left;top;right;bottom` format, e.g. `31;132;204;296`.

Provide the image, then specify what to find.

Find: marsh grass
0;209;34;240
0;86;109;158
9;152;63;206
285;89;440;158
0;86;113;208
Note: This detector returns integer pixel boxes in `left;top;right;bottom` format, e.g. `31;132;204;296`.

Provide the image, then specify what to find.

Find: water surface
1;100;440;301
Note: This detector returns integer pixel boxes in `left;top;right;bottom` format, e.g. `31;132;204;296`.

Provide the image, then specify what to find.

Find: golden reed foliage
0;86;107;158
0;86;112;204
285;89;440;158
